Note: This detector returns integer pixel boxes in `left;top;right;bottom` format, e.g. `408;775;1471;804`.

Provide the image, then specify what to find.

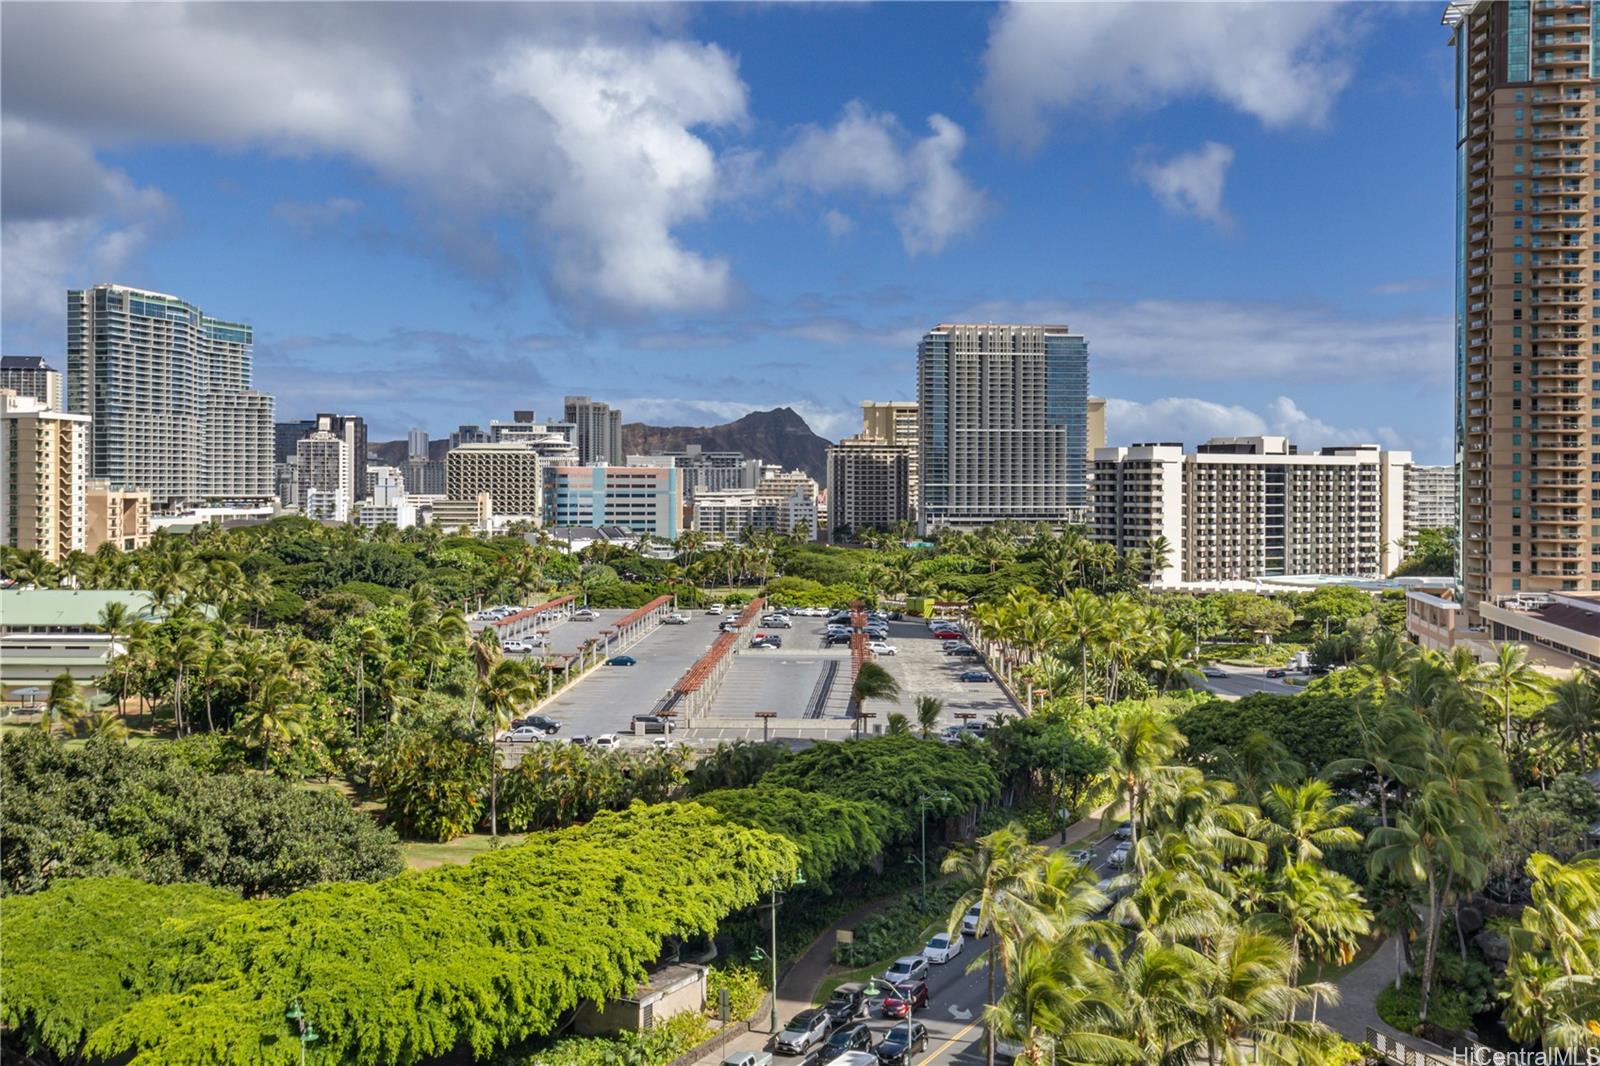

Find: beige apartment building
1;390;90;562
1447;0;1600;609
445;442;543;519
1091;436;1411;586
85;480;152;552
1406;463;1459;532
0;357;63;410
1087;397;1107;454
562;396;624;466
828;401;918;535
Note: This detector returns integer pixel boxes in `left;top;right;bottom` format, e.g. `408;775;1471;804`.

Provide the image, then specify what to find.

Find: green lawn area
814;915;950;1005
1303;935;1383;984
402;832;527;869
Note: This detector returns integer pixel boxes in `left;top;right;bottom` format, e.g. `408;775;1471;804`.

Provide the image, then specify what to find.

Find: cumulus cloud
1105;394;1431;459
979;3;1359;150
1;117;170;325
1135;142;1235;227
770;102;988;255
1;4;745;321
957;297;1451;385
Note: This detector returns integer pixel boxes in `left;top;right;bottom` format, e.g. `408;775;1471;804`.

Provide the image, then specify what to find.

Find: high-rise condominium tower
0;357;64;410
562;395;624;465
916;323;1089;531
1;390;89;561
66;284;273;506
1448;1;1600;608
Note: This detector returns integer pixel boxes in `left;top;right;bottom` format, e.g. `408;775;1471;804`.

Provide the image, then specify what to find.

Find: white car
592;733;621;751
922;931;964;964
706;603;725;615
883;954;930;986
572;608;597;621
501;640;533;654
505;726;542;742
662;613;690;625
960;903;984;936
868;641;897;656
1108;843;1132;868
927;617;954;630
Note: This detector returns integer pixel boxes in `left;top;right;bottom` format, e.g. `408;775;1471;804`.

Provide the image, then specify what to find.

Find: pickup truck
720;1052;772;1066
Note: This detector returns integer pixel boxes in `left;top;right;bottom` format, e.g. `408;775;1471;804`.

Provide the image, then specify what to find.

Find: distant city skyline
2;3;1453;459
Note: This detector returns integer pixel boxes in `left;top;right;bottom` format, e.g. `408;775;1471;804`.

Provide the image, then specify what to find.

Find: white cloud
0;117;169;326
1;5;745;320
771;102;987;255
957;297;1451;385
1135;142;1235;227
821;210;855;237
979;3;1358;150
1106;394;1434;460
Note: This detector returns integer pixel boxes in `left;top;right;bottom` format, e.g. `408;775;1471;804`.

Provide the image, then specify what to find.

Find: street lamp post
753;871;806;1035
916;791;952;908
285;1001;319;1066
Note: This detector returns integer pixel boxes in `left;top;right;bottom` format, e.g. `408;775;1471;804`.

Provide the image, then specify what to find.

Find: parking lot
867;617;1016;729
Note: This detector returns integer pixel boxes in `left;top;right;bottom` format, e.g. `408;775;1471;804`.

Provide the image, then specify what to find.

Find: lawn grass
402;832;528;869
1303;935;1383;984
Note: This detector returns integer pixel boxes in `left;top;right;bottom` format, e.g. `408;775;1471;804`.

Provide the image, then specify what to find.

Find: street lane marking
927;1017;983;1061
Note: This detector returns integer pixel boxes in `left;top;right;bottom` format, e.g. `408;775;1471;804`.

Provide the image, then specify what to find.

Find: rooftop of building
0;356;56;371
0;588;166;630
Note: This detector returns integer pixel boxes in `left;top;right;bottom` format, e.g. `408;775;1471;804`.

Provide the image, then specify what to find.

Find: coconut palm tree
1478;642;1545;751
351;623;388;742
1150;628;1201;693
943;824;1050;1066
1058;588;1109;709
241;671;308;772
1541;671;1600;768
478;658;539;836
40;673;84;738
915;695;943;738
1110;704;1184;849
1361;629;1413;700
851;661;900;736
1258;780;1362;866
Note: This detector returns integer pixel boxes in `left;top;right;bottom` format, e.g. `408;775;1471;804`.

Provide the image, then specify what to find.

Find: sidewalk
1319;938;1458;1058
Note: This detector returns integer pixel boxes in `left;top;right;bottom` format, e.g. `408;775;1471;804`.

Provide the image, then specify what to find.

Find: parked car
823;986;866;1029
751;634;783;649
706;603;726;615
512;714;560;734
591;733;620;750
1265;668;1286;678
819;1023;873;1062
761;615;793;628
501;640;534;654
948;646;979;658
883;955;929;986
824;633;853;646
775;1009;830;1055
931;629;961;641
1113;821;1133;840
721;1052;773;1066
938;725;968;746
868;642;897;657
873;1021;928;1065
631;714;674;734
877;982;928;1020
567;734;592;747
957;670;992;683
828;1054;877;1066
1200;666;1229;679
662;613;690;625
960;902;984;936
922;931;963;964
607;655;638;666
572;608;597;621
1108;843;1132;868
1068;848;1095;867
505;726;543;742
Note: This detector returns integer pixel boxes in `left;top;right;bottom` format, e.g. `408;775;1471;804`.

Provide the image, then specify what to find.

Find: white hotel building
1091;436;1410;586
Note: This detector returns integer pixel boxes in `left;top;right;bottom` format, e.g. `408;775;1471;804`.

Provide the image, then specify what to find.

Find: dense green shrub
1;803;797;1066
695;786;886;887
829;880;967;965
1375;975;1474;1036
706;964;765;1019
508;1010;713;1066
368;705;489;841
1175;693;1365;774
0;732;401;897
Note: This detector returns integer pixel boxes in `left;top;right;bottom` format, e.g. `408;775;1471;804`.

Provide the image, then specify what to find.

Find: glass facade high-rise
66;284;273;506
916;323;1090;531
1447;0;1600;611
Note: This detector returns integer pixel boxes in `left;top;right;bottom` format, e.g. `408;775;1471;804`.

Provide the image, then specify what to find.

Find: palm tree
1361;629;1412;700
1478;642;1544;751
851;661;900;736
40;672;85;738
1150;628;1201;693
1259;780;1362;866
1110;704;1183;850
478;658;538;836
943;824;1050;1066
467;626;502;724
1368;785;1466;1025
351;623;388;742
241;671;308;772
1143;535;1173;588
1058;588;1108;709
1199;926;1339;1060
1541;672;1600;768
915;695;943;738
885;712;911;735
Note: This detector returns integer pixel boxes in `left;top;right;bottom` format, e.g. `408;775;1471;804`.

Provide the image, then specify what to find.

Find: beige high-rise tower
1448;0;1600;611
1;389;89;561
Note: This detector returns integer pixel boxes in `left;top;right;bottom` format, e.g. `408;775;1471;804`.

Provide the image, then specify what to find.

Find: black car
822;986;866;1029
512;714;560;734
819;1023;873;1062
631;714;674;734
824;633;853;645
874;1021;928;1065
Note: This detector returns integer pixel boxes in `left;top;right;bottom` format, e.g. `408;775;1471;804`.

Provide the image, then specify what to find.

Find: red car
879;980;929;1018
931;629;961;641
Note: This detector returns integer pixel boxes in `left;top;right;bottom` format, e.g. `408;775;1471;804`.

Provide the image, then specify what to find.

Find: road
700;825;1133;1066
1194;664;1304;700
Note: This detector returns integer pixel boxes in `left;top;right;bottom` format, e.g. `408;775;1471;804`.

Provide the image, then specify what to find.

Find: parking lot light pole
756;710;776;743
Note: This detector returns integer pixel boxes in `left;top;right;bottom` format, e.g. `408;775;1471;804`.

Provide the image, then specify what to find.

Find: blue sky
1;2;1456;460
